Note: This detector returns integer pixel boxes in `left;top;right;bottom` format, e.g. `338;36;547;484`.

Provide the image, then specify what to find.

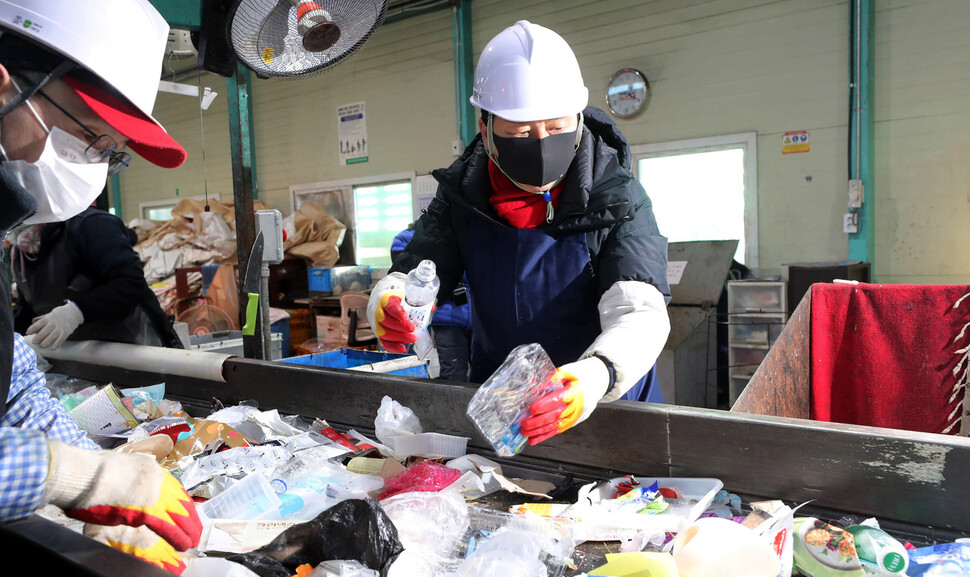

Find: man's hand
45;442;202;552
374;292;417;353
520;357;611;445
27;300;84;349
85;524;188;575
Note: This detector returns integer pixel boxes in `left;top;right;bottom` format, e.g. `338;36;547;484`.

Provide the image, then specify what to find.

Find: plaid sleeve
0;427;50;520
2;334;98;450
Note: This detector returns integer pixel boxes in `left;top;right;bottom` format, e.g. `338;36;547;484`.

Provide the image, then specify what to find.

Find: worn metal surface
45;354;970;533
667;240;738;307
731;290;812;418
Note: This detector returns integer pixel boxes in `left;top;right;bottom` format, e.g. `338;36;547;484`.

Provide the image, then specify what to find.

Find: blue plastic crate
308;266;371;295
270;317;290;357
280;348;428;378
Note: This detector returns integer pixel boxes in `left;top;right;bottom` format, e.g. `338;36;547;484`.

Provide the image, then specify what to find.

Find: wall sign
782;130;810;154
338;101;368;165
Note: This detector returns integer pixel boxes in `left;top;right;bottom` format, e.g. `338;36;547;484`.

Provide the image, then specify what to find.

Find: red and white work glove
27;300;84;349
44;441;202;554
85;524;189;575
520;357;612;445
374;292;417;353
367;272;418;353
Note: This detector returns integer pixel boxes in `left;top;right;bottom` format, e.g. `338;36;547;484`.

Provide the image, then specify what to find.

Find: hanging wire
197;73;211;212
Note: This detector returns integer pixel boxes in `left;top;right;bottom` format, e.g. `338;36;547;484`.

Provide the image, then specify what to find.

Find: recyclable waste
36;378;964;577
402;259;440;359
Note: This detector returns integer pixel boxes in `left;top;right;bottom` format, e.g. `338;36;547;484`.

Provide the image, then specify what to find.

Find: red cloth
810;283;970;434
487;159;564;229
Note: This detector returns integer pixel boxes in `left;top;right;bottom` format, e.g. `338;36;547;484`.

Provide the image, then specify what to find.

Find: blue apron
463;219;661;403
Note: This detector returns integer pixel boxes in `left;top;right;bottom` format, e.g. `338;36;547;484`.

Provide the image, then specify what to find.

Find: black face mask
490;128;580;188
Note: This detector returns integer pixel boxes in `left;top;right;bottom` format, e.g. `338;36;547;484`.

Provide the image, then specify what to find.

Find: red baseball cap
63;76;187;169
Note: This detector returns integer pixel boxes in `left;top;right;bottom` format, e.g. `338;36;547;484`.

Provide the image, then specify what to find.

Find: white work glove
520;356;612;445
27;300;84;349
85;524;189;575
44;441;202;553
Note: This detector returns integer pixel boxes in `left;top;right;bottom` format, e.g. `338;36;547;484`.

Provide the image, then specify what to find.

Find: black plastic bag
224;552;292;577
252;499;404;572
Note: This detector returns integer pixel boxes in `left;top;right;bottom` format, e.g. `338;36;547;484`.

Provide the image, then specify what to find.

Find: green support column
848;0;874;269
227;62;263;358
454;0;475;147
148;0;202;30
110;173;122;220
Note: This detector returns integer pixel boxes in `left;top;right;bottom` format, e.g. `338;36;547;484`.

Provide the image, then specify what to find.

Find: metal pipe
25;336;231;383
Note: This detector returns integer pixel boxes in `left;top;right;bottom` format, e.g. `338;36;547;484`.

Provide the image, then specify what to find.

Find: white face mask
0;78;108;225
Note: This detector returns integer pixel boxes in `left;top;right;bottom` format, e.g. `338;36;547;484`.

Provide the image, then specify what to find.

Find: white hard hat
470;20;588;123
0;0;185;167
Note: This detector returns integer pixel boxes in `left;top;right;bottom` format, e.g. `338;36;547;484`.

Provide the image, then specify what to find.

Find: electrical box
843;212;859;234
848;179;864;208
255;209;284;265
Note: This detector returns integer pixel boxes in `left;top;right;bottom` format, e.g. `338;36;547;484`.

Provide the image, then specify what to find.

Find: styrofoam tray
577;476;723;541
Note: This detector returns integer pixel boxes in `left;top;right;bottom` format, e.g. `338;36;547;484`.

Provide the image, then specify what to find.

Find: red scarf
487;158;564;228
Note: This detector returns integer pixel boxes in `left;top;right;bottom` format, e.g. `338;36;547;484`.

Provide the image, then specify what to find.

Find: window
631;133;758;267
139;195;219;221
292;172;416;268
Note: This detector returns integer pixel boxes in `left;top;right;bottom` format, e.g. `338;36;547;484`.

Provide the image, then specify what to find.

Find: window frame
290;171;417;267
630;132;759;270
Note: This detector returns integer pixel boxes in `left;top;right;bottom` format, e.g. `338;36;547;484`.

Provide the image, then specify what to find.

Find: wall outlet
843;212;859;234
848;179;864;208
451;139;463;156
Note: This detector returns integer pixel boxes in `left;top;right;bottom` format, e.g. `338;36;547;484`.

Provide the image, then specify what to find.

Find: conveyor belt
5;348;969;574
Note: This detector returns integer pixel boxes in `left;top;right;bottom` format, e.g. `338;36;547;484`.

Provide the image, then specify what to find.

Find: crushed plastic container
390;432;468;459
466;343;561;457
197;472;283;521
576;476;724;541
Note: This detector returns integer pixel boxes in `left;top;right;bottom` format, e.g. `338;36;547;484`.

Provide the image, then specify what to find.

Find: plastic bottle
402;260;440;359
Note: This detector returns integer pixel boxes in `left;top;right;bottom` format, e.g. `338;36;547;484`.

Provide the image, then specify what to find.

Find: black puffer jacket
391;106;670;303
12;207;182;349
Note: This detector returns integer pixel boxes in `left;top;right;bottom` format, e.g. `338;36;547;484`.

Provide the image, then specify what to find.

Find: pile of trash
42;350;970;577
130;199;347;327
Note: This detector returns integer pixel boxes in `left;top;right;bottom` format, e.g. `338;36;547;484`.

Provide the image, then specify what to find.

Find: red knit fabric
810;283;970;435
487;159;564;229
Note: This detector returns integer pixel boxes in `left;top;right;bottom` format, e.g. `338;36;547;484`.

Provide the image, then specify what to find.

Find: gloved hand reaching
85;524;188;575
374;292;417;353
44;441;202;553
27;300;84;349
520;356;613;445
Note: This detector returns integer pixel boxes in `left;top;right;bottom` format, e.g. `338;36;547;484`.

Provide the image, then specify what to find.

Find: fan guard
228;0;388;78
176;301;236;335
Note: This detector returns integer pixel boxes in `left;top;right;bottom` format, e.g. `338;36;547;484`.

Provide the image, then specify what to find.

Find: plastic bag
453;527;548;577
377;460;461;500
225;552;292;577
183;557;264;577
448;504;576;577
465;343;561;456
307;560;379;577
381;491;470;558
374;396;422;446
241;499;404;573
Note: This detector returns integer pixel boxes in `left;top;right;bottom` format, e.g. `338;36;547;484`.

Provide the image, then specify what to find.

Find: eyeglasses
34;88;131;176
